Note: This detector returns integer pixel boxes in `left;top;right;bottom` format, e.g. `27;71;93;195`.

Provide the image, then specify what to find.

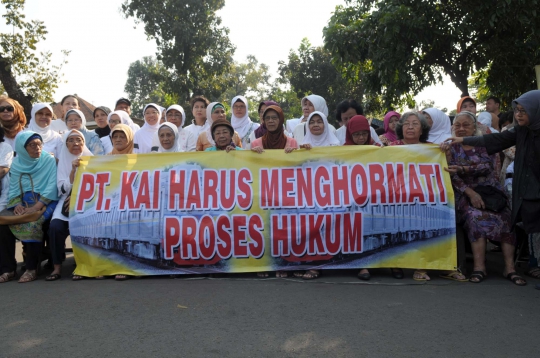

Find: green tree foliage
0;0;68;117
278;38;367;125
122;0;236;104
324;0;540;108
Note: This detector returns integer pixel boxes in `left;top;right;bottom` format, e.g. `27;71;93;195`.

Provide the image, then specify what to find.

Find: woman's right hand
301;144;312;150
465;188;485;210
72;158;82;170
440;137;463;152
13;204;26;215
251;146;264;154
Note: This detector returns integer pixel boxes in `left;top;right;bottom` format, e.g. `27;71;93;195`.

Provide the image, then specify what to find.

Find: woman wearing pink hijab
379;111;400;146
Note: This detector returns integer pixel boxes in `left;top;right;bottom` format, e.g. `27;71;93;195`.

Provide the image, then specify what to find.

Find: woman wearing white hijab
300;111;341;149
154;122;181;152
27;103;62;157
477;111;500;133
151;105;196;152
46;129;92;281
230;95;260;149
133;103;162;154
64;109;105;155
423;108;453;144
293;94;336;143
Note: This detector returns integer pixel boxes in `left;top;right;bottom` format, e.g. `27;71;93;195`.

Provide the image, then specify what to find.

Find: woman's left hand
225;145;236;153
72;158;82;170
445;165;460;174
13;205;26;215
284;147;296;154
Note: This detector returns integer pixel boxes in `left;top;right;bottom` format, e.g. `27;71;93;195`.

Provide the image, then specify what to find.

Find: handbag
0;173;46;225
60;189;72;218
473;185;507;212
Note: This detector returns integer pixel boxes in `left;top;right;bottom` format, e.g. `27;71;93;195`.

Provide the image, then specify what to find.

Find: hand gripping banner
69;145;457;277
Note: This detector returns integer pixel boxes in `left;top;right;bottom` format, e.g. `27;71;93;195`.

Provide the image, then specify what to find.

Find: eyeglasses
0;106;15;112
264;115;279;121
67;138;83;144
26;142;43;149
402;122;421;128
514;108;527;116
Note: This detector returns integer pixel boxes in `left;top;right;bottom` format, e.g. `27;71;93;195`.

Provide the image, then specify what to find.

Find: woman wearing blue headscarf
0;131;59;283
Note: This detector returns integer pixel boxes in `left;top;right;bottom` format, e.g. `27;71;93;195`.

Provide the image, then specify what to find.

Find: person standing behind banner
230;95;260;150
184;96;210;138
196;102;242;151
102;111;133;154
0;96;27;150
423;108;452;145
51;95;79;134
293;95;337;144
114;98;141;133
205;119;243;152
335;99;381;146
0;131;58;283
26;103;62;158
46;130;93;281
0;126;13;211
251;101;281;143
378;111;400;146
151;105;196;152
64;109;105;155
92;106;112;140
133;103;162;154
109;124;135;156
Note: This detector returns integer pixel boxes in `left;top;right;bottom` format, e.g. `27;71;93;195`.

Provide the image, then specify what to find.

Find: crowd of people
0;90;538;288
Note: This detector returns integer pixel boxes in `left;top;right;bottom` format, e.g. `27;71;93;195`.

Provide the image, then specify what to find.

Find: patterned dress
449;144;514;245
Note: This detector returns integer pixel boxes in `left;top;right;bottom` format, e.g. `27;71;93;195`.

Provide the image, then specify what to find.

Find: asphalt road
0;247;538;357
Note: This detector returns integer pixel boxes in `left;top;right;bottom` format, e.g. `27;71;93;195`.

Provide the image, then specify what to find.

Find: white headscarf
204;102;222;145
302;95;328;117
424;108;452;144
302;111;340;147
57;129;92;196
157;122;180;153
230;95;253;138
477;111;499;133
142;103;162;131
29;103;56;143
107;110;132;127
165;105;186;127
135;103;162;151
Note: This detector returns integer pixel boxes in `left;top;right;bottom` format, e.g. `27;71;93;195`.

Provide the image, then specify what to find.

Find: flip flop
413;270;430;281
505;272;527;286
45;273;62;281
72;275;85;281
439;271;468;282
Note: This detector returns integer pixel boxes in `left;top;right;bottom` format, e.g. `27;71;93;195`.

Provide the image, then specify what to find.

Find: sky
1;0;461;113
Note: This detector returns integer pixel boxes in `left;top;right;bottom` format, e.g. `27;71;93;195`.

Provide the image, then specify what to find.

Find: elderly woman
293;95;336;143
442;111;524;285
102;110;133;154
389;112;431;146
154;123;181;152
65;109;105;155
231;95;260;149
46;130;92;281
28;103;62;158
423;108;452;145
378;111;400;146
0;96;27;149
51;95;79;133
134;103;162;154
0;132;58;283
300;111;341;150
151;105;196;152
0;127;13;211
205;119;243;152
109;124;135;155
196;102;242;151
252;100;280;142
445;90;540;286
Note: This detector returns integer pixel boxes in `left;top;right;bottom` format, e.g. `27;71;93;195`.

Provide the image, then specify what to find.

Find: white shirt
50;119;68;134
286;117;302;134
0;142;13;211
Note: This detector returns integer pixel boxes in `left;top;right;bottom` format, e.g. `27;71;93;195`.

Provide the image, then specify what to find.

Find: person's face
0;101;15;122
340;107;357;127
264;110;280;132
352;130;370;145
486;99;499;113
94;109;109;128
62;97;79;117
302;99;315;117
402;116;422;141
214;126;232;147
108;114;122;130
159;127;176;150
388;115;399;132
453;115;476;137
25;139;43;158
422;112;433;127
514;104;530;127
233;100;247;118
144;107;160;126
166;109;183;127
211;108;226;122
259;105;267;121
308;115;325;136
192;101;206;120
115;102;131;115
66;113;83;130
112;131;128;151
460;100;476;114
35;108;53;128
66;135;84;155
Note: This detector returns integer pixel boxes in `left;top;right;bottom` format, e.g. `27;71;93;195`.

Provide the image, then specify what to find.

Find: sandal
276;271;288;278
72;275;85;281
525;267;540;279
257;272;270;278
357;269;371;281
18;271;37;283
505;272;527;286
390;268;404;279
413;270;430;281
439;271;468;282
45;273;62;281
302;270;320;280
0;272;16;283
293;271;305;278
469;270;486;283
115;274;129;281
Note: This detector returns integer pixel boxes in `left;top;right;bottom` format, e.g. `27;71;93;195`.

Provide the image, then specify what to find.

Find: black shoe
357;271;371;281
391;268;404;279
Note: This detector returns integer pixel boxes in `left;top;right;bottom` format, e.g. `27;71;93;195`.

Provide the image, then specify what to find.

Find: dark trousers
0;224;41;273
48;219;69;265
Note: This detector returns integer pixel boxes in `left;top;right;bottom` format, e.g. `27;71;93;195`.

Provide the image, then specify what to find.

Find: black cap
115;97;131;107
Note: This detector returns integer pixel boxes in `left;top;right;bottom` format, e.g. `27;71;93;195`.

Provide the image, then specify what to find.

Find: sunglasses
0;106;15;112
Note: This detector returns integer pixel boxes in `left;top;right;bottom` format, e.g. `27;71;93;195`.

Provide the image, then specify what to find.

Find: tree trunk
0;55;33;119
